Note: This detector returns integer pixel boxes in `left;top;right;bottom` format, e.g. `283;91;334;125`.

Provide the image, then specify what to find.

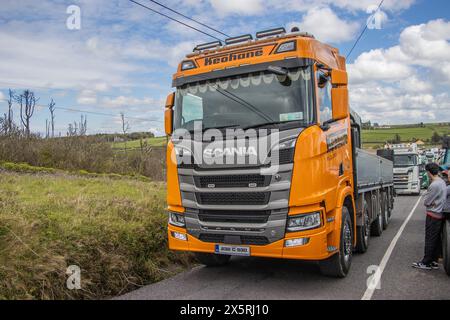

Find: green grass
112;136;167;149
362;123;450;148
0;170;192;299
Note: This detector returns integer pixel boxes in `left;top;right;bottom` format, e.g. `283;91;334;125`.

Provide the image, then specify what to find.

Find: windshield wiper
242;120;303;130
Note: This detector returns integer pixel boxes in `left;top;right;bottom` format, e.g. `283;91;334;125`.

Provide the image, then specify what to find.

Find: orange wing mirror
330;69;349;120
165;92;175;135
330;69;348;85
331;87;349;120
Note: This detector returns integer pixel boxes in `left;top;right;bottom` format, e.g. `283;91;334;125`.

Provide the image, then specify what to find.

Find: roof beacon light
193;41;222;52
225;34;253;45
256;27;286;39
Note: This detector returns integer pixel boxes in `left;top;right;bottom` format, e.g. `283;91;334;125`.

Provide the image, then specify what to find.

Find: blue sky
0;0;449;136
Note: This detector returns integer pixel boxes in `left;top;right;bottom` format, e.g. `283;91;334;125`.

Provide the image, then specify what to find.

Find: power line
128;0;223;42
56;106;163;123
146;0;230;38
346;0;385;60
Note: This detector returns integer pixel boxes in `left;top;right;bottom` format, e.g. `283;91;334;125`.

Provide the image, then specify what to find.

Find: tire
194;252;231;267
371;198;383;237
443;219;450;277
381;192;390;230
356;201;370;253
319;207;353;278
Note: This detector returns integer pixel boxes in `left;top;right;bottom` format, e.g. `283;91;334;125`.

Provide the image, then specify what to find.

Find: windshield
174;67;314;132
394;154;418;167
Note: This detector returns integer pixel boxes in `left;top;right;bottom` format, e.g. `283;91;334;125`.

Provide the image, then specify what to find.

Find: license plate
215;244;250;256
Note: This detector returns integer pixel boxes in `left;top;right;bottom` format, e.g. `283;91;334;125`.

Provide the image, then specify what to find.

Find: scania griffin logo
204;49;264;66
203;147;258;157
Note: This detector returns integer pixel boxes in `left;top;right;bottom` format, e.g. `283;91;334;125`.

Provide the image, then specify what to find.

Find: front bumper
168;223;332;261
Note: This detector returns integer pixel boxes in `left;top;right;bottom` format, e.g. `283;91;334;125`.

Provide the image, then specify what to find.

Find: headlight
169;212;186;227
272;138;297;151
287;212;321;232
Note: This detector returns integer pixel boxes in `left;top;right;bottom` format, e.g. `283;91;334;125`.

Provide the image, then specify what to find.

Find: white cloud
208;0;415;16
210;0;264;16
100;95;164;110
0;91;5;101
288;7;359;43
347;47;413;84
77;90;97;105
348;19;450;124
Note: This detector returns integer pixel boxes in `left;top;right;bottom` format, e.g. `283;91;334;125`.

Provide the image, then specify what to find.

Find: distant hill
362;122;450;149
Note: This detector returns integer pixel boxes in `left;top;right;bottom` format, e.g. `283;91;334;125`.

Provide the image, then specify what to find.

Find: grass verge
0;170;192;299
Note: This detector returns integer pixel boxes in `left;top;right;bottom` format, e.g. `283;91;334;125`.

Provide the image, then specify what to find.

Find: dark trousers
423;215;444;264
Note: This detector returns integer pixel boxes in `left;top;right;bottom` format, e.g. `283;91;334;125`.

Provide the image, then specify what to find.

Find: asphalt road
118;194;450;300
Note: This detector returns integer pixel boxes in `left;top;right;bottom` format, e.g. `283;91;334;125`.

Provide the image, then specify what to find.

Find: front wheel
319;207;353;278
194;252;231;267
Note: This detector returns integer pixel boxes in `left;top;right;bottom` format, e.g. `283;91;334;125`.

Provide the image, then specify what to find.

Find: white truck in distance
390;143;421;195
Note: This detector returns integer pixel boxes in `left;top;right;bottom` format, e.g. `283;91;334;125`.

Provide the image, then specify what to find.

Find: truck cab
391;144;421;195
164;27;394;277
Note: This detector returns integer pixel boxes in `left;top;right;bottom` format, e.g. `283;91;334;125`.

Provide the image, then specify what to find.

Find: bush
0;135;165;181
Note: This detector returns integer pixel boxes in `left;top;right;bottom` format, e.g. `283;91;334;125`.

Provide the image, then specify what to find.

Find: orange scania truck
164;27;395;277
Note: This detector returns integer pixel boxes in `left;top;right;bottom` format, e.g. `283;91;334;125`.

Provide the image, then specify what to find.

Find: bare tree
120;112;130;151
48;98;56;137
6;89;14;134
66;115;87;137
67;122;77;137
79;115;87;136
15;90;38;137
45;119;50;138
120;112;130;135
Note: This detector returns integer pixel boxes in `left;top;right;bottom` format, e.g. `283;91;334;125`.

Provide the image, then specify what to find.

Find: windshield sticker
280;112;304;122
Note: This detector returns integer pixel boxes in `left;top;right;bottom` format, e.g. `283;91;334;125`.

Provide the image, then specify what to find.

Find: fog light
171;231;187;241
285;238;310;247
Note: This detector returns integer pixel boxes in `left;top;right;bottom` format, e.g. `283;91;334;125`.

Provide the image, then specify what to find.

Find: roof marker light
256;27;286;39
225;34;253;45
193;41;222;52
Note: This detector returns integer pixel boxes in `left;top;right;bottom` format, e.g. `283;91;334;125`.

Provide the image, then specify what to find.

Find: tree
390;133;401;144
6;89;14;134
431;131;442;144
79;115;87;136
15;90;38;136
66;115;87;137
48;99;56;137
120;112;130;152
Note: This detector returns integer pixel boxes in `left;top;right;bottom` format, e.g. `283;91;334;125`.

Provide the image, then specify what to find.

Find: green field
112;136;167;149
0;167;191;299
362;123;450;148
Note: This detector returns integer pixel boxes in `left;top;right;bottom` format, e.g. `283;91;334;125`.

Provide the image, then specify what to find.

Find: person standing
412;163;447;270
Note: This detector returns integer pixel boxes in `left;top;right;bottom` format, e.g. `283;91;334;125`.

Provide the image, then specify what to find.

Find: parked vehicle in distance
390;144;421;195
164;27;395;277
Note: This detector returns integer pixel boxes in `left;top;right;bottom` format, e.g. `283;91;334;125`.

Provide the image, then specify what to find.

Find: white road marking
361;195;423;300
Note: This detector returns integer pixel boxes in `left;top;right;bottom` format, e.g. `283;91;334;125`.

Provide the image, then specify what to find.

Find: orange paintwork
166;32;356;261
166;141;182;210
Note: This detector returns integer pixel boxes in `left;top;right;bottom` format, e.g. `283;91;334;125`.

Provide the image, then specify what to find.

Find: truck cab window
317;71;332;123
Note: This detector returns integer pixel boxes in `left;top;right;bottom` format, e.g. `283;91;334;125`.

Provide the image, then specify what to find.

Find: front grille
196;174;268;188
198;210;270;223
197;192;269;205
199;234;269;246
